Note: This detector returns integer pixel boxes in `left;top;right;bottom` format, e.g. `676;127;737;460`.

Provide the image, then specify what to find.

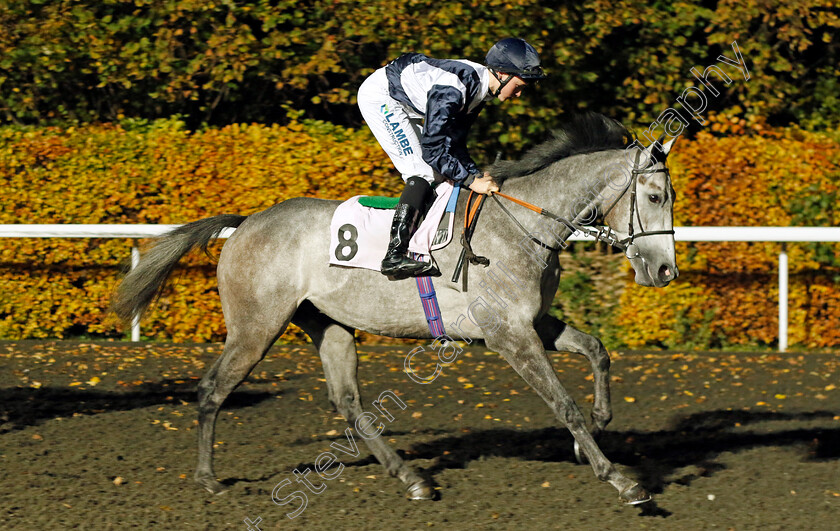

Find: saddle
328;181;458;271
328;182;491;340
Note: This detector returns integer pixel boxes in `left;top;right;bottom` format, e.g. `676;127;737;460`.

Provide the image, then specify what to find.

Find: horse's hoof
573;440;588;464
619;483;652;505
196;476;227;496
406;481;434;500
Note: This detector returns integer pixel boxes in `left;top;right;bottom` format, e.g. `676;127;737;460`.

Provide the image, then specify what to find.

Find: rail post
778;244;788;352
131;240;140;342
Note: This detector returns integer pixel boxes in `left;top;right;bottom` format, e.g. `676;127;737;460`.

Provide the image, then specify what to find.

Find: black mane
489;113;634;183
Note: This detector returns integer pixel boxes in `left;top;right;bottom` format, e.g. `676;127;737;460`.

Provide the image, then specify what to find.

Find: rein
491;191;626;252
491;155;675;258
452;151;676;288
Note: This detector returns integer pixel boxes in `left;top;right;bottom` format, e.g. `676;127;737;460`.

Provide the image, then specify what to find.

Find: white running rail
2;225;839;351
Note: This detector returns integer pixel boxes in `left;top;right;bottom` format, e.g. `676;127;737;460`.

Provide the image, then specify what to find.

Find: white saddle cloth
328;181;454;271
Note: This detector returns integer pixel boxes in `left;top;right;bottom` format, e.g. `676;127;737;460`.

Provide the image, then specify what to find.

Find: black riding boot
381;203;441;279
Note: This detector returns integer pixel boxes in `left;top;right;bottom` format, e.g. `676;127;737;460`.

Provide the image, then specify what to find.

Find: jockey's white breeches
357;67;437;184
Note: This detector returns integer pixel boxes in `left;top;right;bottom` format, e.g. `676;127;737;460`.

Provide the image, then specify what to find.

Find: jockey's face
497;75;529;102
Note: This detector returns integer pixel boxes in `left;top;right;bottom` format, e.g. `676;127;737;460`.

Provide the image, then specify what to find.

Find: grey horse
112;113;678;505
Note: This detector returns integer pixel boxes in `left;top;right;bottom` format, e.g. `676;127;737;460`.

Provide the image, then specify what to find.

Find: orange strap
465;191;485;229
493;191;543;215
465;190;546;231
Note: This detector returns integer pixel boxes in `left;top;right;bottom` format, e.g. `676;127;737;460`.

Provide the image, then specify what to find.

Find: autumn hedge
1;119;838;349
617;121;840;349
0;118;400;341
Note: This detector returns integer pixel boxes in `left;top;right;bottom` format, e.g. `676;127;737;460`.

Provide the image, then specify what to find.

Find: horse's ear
655;132;668;147
652;133;677;162
661;136;677;157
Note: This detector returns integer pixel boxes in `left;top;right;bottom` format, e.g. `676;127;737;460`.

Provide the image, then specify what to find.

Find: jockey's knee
399;176;433;211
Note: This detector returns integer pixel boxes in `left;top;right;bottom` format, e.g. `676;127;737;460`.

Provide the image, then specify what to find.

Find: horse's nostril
658;264;673;282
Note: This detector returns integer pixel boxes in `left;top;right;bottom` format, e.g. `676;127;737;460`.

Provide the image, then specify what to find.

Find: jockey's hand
468;173;499;195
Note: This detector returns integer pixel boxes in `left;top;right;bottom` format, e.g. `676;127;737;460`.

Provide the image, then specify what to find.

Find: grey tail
111;214;247;323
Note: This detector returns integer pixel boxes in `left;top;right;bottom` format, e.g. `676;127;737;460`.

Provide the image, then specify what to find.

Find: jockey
358;37;546;279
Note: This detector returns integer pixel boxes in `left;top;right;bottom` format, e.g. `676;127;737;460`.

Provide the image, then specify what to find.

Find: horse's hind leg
294;306;434;500
194;317;289;494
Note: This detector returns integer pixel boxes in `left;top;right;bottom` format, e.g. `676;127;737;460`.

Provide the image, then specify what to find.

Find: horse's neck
497;151;616;220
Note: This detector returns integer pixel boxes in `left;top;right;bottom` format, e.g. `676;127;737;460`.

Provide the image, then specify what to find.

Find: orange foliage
0;119;399;341
1;120;838;348
617;123;840;349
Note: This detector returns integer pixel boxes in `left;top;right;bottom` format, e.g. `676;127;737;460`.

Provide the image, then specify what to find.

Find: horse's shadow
246;408;838;504
392;409;839;497
627;409;840;491
0;380;278;433
245;409;836;516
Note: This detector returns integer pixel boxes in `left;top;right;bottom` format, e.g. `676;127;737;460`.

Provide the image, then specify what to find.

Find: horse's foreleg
487;325;649;504
300;315;433;500
535;315;613;437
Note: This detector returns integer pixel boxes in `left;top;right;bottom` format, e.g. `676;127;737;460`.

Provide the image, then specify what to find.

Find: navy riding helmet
485;37;546;81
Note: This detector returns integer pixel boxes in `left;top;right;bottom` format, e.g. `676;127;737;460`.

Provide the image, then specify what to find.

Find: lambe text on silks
380;104;415;156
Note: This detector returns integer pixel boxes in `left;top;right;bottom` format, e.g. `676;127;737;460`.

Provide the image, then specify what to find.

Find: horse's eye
649;194;661;204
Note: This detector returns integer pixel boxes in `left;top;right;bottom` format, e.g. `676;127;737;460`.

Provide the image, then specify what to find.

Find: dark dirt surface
1;340;838;530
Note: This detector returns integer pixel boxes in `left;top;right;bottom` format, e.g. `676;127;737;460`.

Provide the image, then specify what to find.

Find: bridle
490;150;675;259
598;150;676;258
